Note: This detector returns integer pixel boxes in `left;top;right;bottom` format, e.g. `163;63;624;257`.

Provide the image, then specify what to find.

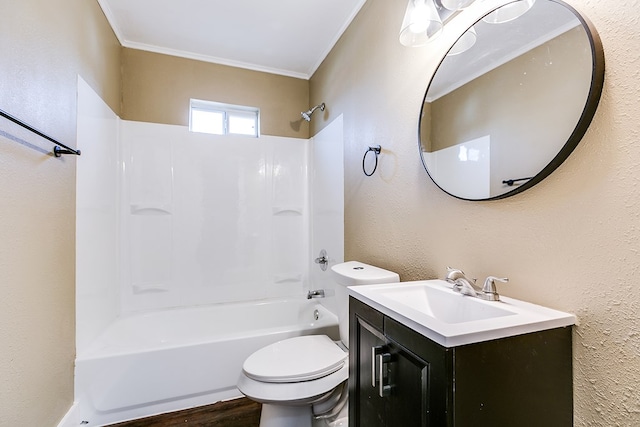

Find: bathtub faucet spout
307;289;325;299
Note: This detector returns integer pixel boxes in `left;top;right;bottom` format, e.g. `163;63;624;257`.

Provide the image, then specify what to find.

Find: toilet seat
237;362;348;404
243;335;347;383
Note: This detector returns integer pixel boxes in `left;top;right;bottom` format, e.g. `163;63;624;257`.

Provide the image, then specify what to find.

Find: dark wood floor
106;398;261;427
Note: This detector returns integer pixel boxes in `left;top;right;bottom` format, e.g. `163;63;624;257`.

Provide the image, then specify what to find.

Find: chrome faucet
445;267;508;302
445;267;474;284
479;276;509;301
452;277;482;297
445;267;480;296
307;289;325;299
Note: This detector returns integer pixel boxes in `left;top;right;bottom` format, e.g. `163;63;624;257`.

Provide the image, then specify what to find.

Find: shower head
301;103;325;122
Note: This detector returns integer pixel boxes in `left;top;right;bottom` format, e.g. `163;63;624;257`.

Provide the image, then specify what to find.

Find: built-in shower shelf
132;283;170;294
130;204;172;215
273;273;303;284
272;206;303;216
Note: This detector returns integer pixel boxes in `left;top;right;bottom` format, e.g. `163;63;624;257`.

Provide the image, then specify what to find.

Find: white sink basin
376;284;515;324
348;279;575;347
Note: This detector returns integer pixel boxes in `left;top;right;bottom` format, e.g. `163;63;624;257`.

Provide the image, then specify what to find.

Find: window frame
189;99;260;137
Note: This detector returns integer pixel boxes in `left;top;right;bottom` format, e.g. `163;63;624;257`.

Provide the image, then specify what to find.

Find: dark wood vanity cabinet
349;297;573;427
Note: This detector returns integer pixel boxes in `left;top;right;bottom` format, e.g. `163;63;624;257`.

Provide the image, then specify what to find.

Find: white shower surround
118;121;311;314
75;78;345;424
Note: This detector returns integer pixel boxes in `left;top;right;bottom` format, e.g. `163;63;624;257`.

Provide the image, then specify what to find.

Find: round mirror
419;0;604;200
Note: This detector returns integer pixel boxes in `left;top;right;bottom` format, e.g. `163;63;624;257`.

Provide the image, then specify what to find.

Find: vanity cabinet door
351;319;432;427
385;317;453;427
385;342;430;427
350;306;387;427
350;297;452;427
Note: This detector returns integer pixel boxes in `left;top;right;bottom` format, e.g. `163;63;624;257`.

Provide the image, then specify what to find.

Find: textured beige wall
311;0;640;424
0;1;120;426
121;49;310;138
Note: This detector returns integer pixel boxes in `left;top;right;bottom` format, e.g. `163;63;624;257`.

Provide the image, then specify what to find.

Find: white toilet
237;261;399;427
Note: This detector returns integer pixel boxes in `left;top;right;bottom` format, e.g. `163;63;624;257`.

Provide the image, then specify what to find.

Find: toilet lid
242;335;347;383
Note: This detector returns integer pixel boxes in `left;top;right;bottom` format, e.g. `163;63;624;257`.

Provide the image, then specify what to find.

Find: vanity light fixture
399;0;443;47
400;0;536;48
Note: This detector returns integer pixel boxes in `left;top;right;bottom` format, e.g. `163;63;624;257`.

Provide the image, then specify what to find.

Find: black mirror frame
418;0;605;201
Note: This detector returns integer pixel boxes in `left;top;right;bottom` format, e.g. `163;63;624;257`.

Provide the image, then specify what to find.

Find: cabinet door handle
371;346;385;387
378;352;392;398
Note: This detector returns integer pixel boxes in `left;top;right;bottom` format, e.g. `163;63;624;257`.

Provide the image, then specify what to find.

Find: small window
189;99;259;137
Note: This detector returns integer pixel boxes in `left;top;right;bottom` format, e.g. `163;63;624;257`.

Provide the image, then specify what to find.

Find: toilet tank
330;261;399;347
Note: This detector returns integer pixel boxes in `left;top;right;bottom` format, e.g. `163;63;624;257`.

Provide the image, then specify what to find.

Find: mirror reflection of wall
425;26;591;195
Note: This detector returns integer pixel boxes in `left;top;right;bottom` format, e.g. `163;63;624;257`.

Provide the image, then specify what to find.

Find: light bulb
408;1;429;33
399;0;443;46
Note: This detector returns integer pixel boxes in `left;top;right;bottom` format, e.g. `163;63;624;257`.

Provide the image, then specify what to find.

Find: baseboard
56;402;81;427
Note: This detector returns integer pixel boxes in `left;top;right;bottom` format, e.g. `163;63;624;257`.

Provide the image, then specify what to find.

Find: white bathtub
74;298;339;426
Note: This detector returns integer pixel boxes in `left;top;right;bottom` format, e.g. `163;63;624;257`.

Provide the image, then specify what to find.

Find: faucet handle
445;267;465;282
446;267;476;284
482;276;509;294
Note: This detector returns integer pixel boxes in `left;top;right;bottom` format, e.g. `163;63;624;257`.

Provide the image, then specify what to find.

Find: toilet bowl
237;261;399;427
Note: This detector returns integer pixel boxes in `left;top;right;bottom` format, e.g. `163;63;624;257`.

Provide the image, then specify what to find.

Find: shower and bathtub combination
75;78;344;426
74;299;339;425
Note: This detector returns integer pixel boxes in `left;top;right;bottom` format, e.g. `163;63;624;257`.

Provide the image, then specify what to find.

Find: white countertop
348;279;576;348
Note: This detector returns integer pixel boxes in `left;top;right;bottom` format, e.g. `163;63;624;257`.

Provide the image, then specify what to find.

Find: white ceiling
97;0;367;80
